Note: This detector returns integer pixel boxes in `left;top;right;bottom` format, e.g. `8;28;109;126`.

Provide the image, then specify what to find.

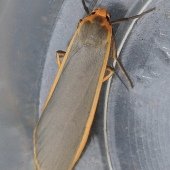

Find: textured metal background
0;0;64;169
0;0;169;170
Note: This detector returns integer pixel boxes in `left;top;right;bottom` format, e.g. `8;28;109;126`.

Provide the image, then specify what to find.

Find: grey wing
35;20;109;170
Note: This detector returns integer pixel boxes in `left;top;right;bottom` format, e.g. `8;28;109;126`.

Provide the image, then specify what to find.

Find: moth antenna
111;7;156;25
110;66;129;91
114;58;134;88
82;0;90;14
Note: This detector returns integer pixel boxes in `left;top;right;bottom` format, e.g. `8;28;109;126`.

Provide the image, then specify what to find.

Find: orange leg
103;66;114;82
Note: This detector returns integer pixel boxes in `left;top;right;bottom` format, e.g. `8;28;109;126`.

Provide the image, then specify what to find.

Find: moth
33;1;155;169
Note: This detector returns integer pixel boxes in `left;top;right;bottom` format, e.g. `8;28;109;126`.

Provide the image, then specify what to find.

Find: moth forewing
34;9;112;170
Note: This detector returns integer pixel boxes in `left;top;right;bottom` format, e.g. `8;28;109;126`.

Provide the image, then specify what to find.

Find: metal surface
106;0;170;170
0;0;170;170
0;0;64;169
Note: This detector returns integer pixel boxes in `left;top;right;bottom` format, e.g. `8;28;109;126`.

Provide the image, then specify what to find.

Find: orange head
91;8;110;20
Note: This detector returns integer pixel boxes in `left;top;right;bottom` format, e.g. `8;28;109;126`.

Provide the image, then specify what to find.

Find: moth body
34;8;113;170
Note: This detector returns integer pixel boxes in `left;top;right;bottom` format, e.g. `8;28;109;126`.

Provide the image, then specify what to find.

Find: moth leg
111;37;134;88
111;7;155;25
56;50;66;68
103;66;114;82
114;58;134;88
82;0;90;14
41;50;66;113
